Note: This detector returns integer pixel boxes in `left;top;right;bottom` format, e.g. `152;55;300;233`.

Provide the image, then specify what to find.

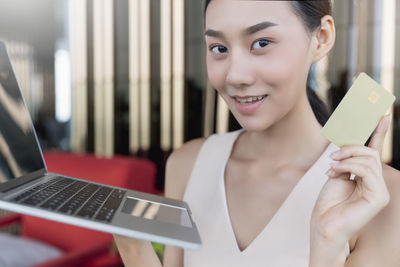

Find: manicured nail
330;150;341;159
330;162;339;168
384;113;393;130
325;168;335;175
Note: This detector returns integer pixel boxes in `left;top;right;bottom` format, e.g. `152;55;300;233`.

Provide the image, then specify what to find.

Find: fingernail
388;113;393;123
325;168;335;175
383;114;392;130
330;150;341;159
330;162;339;168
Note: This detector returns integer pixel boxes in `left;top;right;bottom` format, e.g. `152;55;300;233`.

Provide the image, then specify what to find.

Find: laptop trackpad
121;197;192;228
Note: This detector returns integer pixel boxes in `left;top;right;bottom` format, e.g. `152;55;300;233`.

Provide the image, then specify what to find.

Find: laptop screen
0;43;45;183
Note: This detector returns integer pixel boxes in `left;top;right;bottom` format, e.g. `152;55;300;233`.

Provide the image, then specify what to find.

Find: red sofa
0;152;161;267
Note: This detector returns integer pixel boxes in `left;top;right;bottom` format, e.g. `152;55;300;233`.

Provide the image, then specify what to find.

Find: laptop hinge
0;168;47;193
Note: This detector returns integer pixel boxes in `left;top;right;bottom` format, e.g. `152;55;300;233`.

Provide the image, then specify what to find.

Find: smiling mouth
233;95;268;105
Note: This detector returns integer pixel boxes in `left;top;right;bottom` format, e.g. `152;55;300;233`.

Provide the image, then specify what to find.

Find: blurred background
0;0;399;192
0;0;399;265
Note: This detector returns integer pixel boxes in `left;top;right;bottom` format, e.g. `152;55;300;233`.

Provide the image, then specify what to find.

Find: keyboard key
76;187;112;219
21;178;74;206
10;176;126;223
58;184;100;215
11;178;61;202
95;189;126;222
40;181;88;211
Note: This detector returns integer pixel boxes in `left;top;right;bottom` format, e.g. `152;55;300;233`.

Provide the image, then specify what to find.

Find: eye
210;45;228;54
251;39;271;50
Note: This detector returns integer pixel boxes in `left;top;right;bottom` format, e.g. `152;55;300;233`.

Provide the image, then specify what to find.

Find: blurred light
93;0;114;158
381;0;396;163
172;0;185;149
103;0;114;157
69;0;88;153
140;0;151;151
216;94;229;134
129;0;140;154
55;49;71;123
347;0;358;88
160;0;172;151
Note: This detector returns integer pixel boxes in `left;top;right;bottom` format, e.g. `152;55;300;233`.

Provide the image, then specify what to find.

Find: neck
238;93;330;168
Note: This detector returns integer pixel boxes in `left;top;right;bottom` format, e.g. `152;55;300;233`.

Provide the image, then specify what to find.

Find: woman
114;1;400;266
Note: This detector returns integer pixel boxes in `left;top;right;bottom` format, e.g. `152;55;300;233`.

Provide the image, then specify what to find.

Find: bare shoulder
164;137;207;201
380;164;400;220
382;163;400;190
380;164;400;214
380;164;400;221
346;164;400;266
163;138;206;267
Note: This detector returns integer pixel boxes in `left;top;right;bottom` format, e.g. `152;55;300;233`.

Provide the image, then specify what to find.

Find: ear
311;15;336;63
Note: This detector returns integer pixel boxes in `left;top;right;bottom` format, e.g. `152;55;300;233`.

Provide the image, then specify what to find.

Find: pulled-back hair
204;0;332;126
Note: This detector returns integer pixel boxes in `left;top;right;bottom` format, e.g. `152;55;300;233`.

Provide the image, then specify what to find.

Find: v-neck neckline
220;130;333;254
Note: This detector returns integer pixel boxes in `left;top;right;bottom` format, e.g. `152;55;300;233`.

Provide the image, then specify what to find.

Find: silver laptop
0;41;201;249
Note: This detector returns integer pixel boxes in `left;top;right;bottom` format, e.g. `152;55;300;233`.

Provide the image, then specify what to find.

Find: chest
224;160;307;251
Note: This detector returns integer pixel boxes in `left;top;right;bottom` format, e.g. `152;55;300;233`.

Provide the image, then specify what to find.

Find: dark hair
204;0;332;126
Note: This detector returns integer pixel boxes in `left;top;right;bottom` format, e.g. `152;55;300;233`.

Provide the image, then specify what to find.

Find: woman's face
205;0;318;131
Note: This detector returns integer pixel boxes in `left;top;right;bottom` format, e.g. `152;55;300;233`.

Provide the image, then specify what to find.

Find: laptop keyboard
10;176;126;223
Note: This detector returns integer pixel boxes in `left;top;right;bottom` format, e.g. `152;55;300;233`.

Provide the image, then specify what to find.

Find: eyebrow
244;21;278;35
204;29;224;38
204;21;278;38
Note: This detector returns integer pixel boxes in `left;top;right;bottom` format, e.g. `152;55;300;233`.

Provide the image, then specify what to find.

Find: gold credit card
321;72;396;147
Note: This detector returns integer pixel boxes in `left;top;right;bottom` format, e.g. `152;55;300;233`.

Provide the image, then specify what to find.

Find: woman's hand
311;114;392;245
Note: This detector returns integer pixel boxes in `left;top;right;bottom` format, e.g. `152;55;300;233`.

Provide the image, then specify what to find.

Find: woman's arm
310;165;400;267
342;164;400;266
113;138;206;267
309;231;347;267
113;236;163;267
309;114;394;267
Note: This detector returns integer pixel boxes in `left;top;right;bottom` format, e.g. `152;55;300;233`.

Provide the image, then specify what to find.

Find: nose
225;51;255;88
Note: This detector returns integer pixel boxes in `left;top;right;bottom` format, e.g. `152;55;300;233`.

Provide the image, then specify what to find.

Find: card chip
368;91;380;104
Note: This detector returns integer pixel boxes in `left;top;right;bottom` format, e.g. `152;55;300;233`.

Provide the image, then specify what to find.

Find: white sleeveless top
183;129;350;267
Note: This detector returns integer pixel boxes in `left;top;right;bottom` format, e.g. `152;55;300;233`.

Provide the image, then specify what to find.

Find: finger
368;113;392;156
325;167;351;180
329;160;386;192
330;146;381;166
329;160;390;208
329;156;381;177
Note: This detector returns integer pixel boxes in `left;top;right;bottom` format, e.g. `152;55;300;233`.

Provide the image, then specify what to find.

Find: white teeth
235;95;266;104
